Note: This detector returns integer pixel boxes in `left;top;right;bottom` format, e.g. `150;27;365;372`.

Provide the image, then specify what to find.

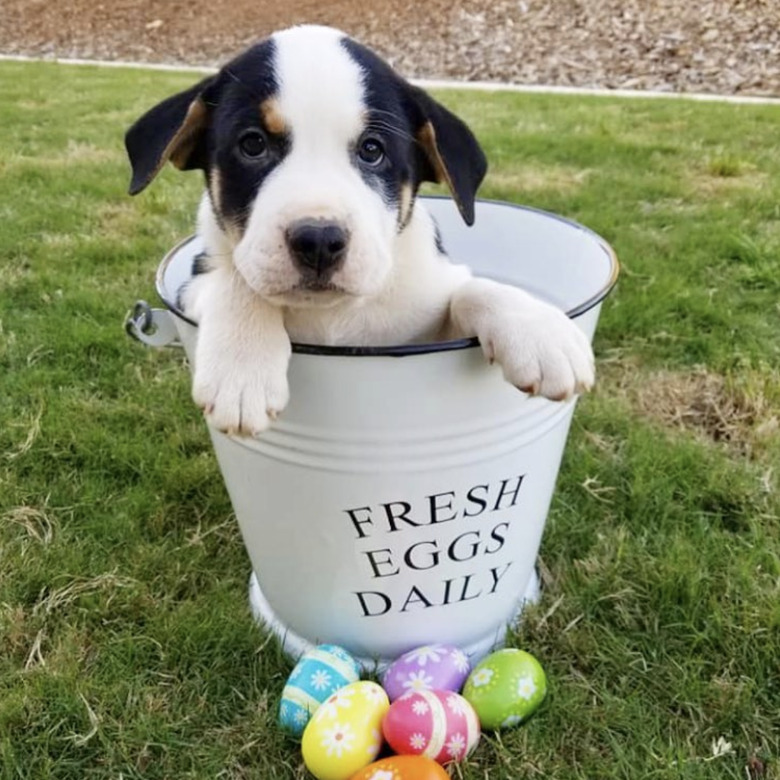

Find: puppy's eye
358;136;385;166
238;130;268;160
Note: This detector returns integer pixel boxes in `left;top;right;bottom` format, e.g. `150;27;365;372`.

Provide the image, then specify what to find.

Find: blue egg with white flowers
279;644;361;736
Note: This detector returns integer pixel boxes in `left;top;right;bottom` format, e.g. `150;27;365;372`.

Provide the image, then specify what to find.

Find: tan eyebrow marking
260;98;287;135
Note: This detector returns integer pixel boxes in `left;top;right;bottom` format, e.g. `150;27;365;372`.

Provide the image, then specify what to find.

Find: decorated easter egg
382;644;471;702
382;689;480;764
462;648;547;729
279;644;361;736
302;681;390;780
349;755;451;780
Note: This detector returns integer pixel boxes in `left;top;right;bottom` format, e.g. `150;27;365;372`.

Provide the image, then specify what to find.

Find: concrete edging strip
2;52;780;105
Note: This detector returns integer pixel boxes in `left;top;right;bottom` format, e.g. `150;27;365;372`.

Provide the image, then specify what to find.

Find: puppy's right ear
125;76;218;195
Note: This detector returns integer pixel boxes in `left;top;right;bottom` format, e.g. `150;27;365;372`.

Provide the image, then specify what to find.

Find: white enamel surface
158;199;615;663
249;570;541;669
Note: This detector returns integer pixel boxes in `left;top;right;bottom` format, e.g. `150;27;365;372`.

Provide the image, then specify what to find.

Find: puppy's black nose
285;220;349;278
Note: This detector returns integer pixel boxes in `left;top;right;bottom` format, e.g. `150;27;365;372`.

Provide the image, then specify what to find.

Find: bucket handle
125;300;180;348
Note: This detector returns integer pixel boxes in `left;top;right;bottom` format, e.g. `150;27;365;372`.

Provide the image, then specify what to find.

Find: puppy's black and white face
126;25;486;308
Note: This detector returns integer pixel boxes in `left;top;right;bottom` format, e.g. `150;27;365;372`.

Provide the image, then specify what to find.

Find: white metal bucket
127;197;618;666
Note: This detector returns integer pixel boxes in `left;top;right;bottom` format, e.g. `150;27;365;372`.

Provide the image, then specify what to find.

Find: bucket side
211;403;576;663
144;198;618;663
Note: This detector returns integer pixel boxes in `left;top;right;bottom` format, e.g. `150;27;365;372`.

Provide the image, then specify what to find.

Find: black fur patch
433;221;446;255
341;38;430;231
175;252;211;310
207;39;290;233
342;35;486;228
192;251;211;276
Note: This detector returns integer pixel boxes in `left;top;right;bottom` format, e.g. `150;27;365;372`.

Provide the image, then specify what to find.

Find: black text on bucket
345;475;526;617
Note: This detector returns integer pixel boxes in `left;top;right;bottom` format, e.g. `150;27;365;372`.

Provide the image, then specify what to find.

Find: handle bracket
125;301;180;347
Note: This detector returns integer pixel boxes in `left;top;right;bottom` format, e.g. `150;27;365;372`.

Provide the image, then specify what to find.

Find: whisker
365;120;415;143
364;111;428;149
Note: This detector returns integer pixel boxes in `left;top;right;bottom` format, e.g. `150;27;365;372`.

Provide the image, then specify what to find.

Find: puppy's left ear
125;75;218;195
408;87;487;226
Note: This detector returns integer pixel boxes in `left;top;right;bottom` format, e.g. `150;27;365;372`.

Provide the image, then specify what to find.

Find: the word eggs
279;644;361;736
462;648;547;730
382;689;480;764
349;755;451;780
382;644;471;702
302;681;390;780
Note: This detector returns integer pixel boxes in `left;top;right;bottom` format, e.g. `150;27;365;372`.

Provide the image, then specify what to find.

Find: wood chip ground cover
2;0;779;96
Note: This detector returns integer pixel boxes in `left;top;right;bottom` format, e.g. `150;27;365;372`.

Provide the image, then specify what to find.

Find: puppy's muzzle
285;219;349;284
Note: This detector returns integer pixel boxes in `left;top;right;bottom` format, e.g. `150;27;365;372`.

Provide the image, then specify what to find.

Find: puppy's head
126;25;487;307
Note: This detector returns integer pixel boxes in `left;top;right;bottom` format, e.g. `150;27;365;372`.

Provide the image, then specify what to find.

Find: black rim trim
156;197;619;358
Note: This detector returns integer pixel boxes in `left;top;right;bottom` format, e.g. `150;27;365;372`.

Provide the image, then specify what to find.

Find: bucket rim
156;196;619;357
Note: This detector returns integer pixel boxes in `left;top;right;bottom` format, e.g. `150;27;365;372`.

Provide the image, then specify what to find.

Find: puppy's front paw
481;305;595;401
192;347;291;437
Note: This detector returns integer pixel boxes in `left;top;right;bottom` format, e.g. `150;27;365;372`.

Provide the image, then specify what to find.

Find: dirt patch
2;0;780;96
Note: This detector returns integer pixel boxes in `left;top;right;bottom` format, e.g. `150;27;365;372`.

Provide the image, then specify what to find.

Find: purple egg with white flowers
382;644;471;702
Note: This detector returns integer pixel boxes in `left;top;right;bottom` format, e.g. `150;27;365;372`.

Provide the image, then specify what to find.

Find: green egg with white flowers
462;648;547;730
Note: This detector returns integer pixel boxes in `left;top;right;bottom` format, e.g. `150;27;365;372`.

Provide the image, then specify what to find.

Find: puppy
125;25;594;436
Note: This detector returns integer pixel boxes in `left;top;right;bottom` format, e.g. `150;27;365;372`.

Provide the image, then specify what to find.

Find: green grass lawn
1;61;779;779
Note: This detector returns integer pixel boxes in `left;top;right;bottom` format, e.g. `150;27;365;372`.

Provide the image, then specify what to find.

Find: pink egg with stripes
382;689;480;765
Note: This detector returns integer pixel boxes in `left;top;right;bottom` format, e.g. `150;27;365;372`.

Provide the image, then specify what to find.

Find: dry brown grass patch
688;167;770;199
605;362;779;457
0;604;32;656
487;164;591;195
96;200;144;238
5;403;43;460
33;572;138;616
4;505;56;544
11;142;120;169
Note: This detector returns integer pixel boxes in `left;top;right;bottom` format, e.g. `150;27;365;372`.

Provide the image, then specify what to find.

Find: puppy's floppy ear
125;75;218;196
407;86;487;226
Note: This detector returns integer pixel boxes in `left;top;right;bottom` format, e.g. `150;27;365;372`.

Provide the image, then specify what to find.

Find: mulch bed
3;0;779;95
